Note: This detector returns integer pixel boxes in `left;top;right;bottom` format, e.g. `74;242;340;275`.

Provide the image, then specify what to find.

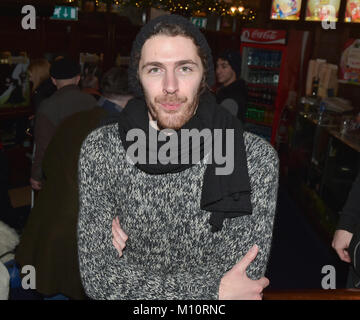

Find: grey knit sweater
78;124;279;300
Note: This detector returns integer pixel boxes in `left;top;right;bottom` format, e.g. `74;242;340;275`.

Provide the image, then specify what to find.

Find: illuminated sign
271;0;302;20
345;0;360;22
305;0;341;22
51;6;78;21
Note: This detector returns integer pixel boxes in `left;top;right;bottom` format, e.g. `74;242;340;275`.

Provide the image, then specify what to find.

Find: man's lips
160;103;182;111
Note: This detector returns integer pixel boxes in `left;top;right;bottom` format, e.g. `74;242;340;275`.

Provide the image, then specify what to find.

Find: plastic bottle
247;48;253;66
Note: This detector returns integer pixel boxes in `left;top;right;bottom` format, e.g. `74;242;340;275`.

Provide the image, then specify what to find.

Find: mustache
155;96;187;104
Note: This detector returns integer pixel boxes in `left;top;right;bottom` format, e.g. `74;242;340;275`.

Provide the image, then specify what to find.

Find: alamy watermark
17;264;339;292
321;265;336;289
21;265;36;290
21;5;36;30
125;123;235;176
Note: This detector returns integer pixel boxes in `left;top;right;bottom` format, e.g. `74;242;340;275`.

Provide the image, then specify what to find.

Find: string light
96;0;257;22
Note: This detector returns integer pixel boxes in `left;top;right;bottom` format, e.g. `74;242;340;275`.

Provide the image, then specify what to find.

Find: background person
28;58;56;113
15;66;132;300
216;50;248;122
97;66;133;113
332;172;360;288
81;73;101;101
30;57;97;191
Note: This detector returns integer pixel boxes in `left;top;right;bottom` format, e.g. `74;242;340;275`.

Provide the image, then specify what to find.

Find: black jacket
337;172;360;233
32;78;57;112
31;85;97;180
216;79;248;123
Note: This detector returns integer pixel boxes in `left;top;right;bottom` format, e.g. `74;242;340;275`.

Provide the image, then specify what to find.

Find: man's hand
112;217;128;257
219;245;269;300
332;229;353;263
30;178;42;190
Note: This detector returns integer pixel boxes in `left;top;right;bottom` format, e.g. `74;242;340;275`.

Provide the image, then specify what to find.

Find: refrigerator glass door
242;46;283;141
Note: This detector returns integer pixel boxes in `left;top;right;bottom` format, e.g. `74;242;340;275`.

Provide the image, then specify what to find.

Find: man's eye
148;67;161;74
180;66;193;72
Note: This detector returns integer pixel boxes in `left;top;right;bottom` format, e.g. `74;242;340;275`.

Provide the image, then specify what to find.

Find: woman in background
28;58;56;113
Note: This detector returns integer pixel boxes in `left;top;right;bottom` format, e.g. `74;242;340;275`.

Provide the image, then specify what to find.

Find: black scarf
116;90;252;232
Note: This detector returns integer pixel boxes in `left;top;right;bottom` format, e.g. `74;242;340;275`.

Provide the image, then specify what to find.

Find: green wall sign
190;17;207;29
51;6;78;21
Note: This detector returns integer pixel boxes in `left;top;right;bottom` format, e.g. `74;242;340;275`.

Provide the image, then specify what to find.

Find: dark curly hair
100;66;129;98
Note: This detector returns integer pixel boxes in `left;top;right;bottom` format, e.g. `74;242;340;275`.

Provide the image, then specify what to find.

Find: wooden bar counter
263;289;360;300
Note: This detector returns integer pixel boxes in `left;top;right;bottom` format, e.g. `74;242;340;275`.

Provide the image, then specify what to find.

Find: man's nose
163;70;178;94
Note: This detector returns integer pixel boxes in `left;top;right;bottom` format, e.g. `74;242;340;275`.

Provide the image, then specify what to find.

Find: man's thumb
236;245;259;273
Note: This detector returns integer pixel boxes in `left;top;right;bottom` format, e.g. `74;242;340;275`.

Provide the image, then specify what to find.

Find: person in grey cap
216;50;248;122
78;14;278;300
30;57;97;191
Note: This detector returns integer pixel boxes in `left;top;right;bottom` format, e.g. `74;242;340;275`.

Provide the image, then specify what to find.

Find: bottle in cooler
253;50;259;66
264;51;269;68
247;48;253;66
273;73;279;85
277;51;282;68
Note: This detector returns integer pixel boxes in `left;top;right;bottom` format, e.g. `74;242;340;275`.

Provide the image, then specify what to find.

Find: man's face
138;35;204;130
216;58;236;87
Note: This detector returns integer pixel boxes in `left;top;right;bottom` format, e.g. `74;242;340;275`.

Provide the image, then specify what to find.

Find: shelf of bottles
244;48;282;130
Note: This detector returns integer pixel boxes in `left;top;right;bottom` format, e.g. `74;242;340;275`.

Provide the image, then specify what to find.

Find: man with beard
78;15;279;300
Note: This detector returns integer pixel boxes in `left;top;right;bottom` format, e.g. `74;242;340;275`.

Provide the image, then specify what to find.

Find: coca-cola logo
241;28;286;44
251;30;278;41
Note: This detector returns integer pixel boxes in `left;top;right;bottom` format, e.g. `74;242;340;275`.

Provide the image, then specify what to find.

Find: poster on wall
305;0;341;21
339;39;360;85
270;0;302;20
0;52;30;108
345;0;360;22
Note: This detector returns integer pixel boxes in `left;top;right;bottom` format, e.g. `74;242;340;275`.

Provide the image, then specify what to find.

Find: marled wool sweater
78;124;279;300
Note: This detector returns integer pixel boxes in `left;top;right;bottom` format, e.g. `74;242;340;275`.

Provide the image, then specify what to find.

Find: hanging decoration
118;0;231;16
62;0;257;22
228;1;256;22
111;0;256;20
230;6;257;22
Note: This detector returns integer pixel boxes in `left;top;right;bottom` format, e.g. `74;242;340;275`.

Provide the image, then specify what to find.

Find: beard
145;91;200;131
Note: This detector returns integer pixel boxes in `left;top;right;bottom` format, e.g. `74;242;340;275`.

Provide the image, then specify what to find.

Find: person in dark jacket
30;58;97;191
216;50;248;123
332;172;360;288
16;108;105;300
15;67;131;299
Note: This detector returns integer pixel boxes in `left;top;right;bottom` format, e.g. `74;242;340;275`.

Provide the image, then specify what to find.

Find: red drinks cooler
240;28;311;145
